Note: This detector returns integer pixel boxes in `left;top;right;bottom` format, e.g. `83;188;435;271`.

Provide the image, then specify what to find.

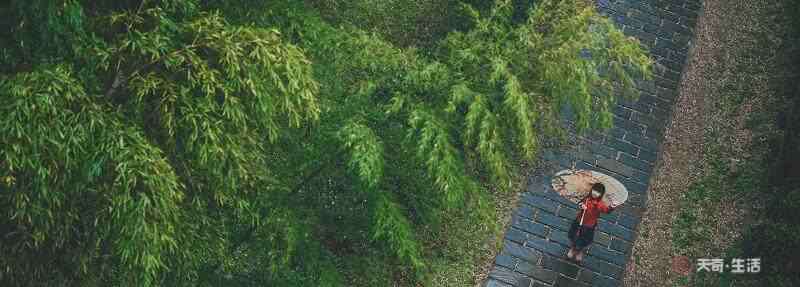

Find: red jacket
576;196;614;227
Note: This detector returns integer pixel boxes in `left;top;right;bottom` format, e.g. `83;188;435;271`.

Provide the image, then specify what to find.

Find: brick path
483;1;702;286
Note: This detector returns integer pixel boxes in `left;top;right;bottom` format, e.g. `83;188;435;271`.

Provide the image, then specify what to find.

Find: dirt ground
622;0;785;286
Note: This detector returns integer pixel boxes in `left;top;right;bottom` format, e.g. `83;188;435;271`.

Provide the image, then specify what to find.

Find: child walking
566;182;617;264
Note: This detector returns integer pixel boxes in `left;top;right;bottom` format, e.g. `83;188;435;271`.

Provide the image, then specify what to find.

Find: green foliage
339;121;385;189
0;0;651;286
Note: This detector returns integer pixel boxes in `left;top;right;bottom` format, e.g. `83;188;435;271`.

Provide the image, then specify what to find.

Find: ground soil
622;0;785;286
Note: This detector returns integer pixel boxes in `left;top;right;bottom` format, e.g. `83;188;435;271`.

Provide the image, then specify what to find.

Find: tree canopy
0;0;650;286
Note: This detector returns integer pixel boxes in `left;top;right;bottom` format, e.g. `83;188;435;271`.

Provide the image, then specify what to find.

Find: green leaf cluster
0;0;651;286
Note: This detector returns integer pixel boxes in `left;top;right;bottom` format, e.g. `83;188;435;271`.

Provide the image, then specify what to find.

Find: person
566;182;617;264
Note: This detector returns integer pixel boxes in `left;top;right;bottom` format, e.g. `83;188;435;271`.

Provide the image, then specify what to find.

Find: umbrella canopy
550;169;628;206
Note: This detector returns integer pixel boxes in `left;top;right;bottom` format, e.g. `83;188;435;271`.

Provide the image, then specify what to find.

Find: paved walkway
484;1;702;286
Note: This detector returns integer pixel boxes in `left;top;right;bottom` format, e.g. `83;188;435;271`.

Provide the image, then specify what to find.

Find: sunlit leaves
0;65;184;286
338;121;384;188
0;2;321;286
408;108;470;207
372;192;424;270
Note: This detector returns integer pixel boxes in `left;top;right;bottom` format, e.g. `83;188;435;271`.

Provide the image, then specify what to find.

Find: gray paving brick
655;85;679;101
504;240;542;264
626;192;647;207
575;128;605;143
536;186;580;208
660;68;682;83
644;23;673;40
655;38;677;51
566;149;597;166
608;127;627;142
618;151;654;174
545;153;574;170
617;99;653;118
594;231;611;247
542;256;580;279
522;193;559;214
507;228;530;244
681;16;697;29
631;1;657;16
672;32;693;50
637;94;672;110
635;77;658;94
488;267;520;286
587;142;618;160
576;269;594;284
516;205;536;220
557;205;578;220
587;245;626;266
654;73;680;89
638;148;658;163
645;124;665;141
610;238;633;255
484;278;513;287
553;274;590;287
655;8;680;24
527;174;551;189
597;220;635;242
628;8;660;26
616;204;645;219
540;149;561;162
617;213;640;230
650;47;672;60
686;0;702;11
652;105;673;122
548;227;572;247
669;4;698;19
514;277;548;287
581;255;623;280
631;169;650;184
526;237;567;257
513;215;549;238
623;131;660;153
661;20;688;37
618;176;648;195
612;115;647;136
516;260;557;284
496;253;518;270
606;137;640;156
667;48;688;64
632;109;668;129
623;26;658;49
623;16;645;31
600;210;620;223
535;210;572;231
591;272;619;287
596;156;635;178
612;105;633;120
574;160;594;171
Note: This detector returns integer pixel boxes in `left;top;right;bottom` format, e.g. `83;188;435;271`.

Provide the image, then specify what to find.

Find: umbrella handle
576;203;586;238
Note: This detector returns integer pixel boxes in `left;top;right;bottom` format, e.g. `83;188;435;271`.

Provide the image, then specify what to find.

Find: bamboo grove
0;0;651;286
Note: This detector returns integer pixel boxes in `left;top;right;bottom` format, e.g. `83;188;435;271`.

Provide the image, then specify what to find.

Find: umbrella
550;168;628;207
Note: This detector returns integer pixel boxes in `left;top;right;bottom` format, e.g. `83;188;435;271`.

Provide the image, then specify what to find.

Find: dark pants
568;219;596;250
